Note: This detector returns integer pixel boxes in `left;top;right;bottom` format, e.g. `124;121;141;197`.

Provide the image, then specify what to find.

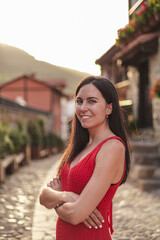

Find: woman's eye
76;99;82;104
89;100;96;103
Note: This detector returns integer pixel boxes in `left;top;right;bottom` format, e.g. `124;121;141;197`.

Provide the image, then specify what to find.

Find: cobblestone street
0;154;61;240
0;154;160;240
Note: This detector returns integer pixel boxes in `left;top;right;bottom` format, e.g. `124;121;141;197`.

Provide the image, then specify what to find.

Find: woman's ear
106;103;112;116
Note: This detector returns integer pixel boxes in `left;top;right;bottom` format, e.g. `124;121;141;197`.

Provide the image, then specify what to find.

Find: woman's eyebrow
76;96;82;100
87;97;99;100
76;96;99;100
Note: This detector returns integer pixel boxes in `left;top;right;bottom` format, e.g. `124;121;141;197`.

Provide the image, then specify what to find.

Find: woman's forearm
40;188;104;228
55;202;78;225
39;187;63;209
39;187;79;209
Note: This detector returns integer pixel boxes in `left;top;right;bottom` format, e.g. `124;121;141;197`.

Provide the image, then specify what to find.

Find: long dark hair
57;76;130;184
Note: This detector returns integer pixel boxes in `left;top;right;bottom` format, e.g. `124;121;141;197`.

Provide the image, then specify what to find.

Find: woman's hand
47;178;80;203
48;178;104;228
47;179;104;229
61;192;79;203
47;177;62;191
83;208;104;229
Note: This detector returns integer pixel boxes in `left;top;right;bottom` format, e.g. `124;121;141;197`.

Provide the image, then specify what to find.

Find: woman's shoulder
102;137;125;152
96;136;125;162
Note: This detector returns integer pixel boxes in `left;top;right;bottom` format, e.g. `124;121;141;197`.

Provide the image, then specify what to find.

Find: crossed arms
39;139;125;229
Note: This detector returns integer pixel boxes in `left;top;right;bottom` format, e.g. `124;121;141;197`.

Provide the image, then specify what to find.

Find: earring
106;115;108;119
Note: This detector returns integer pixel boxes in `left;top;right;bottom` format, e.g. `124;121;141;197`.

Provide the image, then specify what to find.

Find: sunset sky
0;0;128;75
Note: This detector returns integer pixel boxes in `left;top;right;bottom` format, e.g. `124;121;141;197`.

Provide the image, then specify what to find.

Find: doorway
138;61;153;128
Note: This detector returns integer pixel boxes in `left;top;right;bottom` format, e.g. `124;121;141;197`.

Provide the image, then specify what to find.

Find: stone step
154;168;160;178
131;127;155;138
138;178;160;191
130;165;157;180
131;152;160;165
130;140;159;153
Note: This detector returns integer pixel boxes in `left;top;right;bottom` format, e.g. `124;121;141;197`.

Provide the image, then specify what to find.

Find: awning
95;45;120;65
113;32;159;65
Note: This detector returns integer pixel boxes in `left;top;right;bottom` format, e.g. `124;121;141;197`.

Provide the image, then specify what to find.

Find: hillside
0;43;90;95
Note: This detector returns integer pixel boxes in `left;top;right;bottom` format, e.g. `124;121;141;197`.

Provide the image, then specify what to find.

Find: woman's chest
60;154;95;194
69;145;98;169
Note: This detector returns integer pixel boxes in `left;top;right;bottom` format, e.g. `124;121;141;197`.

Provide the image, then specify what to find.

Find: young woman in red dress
39;76;130;240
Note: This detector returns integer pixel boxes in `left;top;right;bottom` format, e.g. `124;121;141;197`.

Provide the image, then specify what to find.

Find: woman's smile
81;115;92;119
75;83;109;130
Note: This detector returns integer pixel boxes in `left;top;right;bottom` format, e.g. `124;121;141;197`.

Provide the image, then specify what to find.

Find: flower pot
149;16;158;27
31;146;41;159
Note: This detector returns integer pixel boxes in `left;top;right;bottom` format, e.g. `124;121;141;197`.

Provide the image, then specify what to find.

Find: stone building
0;97;52;132
95;0;160;190
0;74;69;139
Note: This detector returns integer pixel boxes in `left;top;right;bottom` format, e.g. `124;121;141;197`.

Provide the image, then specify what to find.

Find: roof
0;97;50;115
0;74;68;98
43;78;66;88
95;45;121;65
113;32;159;64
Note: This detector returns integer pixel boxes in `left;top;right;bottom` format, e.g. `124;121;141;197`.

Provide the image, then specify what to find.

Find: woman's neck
88;127;114;146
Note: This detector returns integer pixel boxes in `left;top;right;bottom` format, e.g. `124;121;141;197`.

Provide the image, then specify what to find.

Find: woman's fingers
57;179;62;190
83;219;92;229
93;208;105;223
83;215;102;229
50;180;56;189
83;216;98;229
83;209;104;229
88;212;103;229
52;177;62;191
47;177;61;191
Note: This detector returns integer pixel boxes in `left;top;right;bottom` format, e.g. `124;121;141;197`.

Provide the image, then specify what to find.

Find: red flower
150;79;160;99
141;2;148;10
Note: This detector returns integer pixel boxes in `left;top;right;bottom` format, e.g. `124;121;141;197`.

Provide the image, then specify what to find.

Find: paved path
32;156;59;240
0;154;61;240
0;154;160;240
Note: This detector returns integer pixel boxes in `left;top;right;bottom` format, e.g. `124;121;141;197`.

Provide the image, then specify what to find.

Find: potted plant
0;122;14;159
9;125;28;154
116;0;160;47
150;79;160;99
150;79;160;134
148;0;160;25
47;132;64;154
147;0;160;17
27;120;42;159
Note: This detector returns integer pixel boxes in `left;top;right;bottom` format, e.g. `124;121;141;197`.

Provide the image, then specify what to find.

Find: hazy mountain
0;43;91;95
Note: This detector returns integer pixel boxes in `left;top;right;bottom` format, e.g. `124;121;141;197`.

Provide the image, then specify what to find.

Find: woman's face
75;83;112;130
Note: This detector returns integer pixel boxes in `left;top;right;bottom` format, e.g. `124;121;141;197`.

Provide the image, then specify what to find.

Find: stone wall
101;63;112;81
149;32;160;148
0;98;52;133
127;66;139;120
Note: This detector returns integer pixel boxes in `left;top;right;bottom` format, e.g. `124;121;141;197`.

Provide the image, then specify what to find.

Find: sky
0;0;128;75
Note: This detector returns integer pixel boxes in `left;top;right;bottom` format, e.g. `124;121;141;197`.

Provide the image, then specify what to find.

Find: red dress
56;136;126;240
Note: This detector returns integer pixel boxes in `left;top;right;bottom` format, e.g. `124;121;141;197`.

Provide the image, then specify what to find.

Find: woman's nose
80;102;88;112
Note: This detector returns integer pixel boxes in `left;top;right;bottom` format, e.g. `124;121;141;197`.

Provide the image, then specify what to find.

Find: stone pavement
0;154;62;240
0;154;160;240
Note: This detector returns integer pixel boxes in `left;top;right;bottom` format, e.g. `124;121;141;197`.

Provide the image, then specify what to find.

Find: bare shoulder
101;138;125;152
96;138;125;166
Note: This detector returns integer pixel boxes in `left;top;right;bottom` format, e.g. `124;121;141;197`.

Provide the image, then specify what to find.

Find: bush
38;118;48;148
0;123;14;158
9;127;27;153
27;120;42;147
47;132;64;151
128;118;138;135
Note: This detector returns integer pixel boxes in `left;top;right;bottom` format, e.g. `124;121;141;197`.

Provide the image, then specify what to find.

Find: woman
39;76;130;240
